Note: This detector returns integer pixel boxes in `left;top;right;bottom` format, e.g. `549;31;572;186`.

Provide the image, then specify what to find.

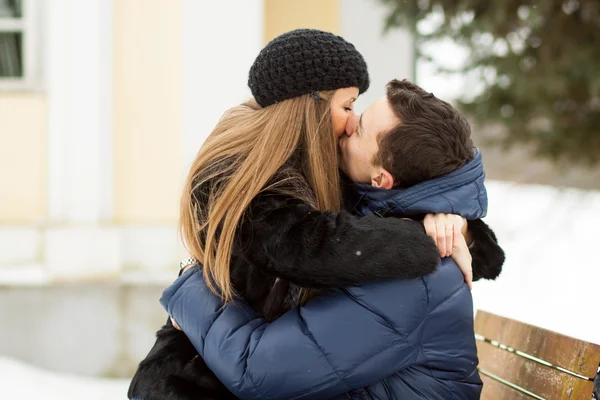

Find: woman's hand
451;233;473;290
423;213;472;288
423;213;466;257
171;260;197;331
171;318;182;330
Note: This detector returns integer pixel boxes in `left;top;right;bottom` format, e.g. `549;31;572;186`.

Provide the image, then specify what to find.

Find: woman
129;29;503;400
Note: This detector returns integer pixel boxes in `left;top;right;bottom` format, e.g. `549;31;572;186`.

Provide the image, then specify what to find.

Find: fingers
451;233;473;290
423;214;435;237
436;220;447;257
171;317;182;331
449;215;466;254
425;214;473;289
453;227;462;251
424;213;466;258
445;224;454;257
468;271;473;289
436;215;457;257
465;264;473;290
423;214;438;248
458;259;473;290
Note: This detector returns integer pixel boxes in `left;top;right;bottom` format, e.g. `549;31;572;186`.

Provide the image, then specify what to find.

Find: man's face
339;96;399;187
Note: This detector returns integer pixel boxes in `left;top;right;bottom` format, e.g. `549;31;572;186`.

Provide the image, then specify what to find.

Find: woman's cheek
334;119;345;138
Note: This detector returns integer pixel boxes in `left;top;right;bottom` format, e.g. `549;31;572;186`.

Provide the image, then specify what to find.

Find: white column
181;0;264;169
44;0;118;281
340;0;415;113
46;0;113;223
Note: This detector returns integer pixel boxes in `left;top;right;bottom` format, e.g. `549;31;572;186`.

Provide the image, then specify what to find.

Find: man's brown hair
374;79;474;188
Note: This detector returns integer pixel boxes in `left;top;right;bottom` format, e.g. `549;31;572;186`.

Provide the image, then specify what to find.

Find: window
0;0;36;89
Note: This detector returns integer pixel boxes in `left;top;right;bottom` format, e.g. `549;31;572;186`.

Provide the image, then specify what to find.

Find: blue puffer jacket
161;151;487;400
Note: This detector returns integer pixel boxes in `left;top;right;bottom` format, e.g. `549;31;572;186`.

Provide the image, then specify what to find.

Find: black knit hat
248;29;370;107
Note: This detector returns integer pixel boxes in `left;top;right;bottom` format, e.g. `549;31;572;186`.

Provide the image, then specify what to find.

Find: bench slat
480;374;534;400
474;310;600;377
477;340;595;399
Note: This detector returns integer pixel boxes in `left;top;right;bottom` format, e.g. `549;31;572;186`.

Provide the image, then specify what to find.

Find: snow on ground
473;180;600;344
0;356;129;400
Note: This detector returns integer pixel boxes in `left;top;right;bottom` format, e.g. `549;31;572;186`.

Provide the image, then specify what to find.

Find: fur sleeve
127;318;236;400
468;219;506;281
237;194;440;288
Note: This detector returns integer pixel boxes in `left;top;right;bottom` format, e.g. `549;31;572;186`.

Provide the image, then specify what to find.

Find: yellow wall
0;94;47;223
113;0;183;223
264;0;340;43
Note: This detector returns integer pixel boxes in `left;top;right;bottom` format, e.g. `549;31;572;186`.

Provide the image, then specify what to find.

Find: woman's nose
345;114;359;136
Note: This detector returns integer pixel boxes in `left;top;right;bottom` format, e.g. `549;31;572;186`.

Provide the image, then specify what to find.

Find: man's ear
371;168;394;189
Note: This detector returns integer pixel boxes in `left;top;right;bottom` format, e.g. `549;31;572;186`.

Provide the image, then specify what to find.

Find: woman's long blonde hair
180;91;341;303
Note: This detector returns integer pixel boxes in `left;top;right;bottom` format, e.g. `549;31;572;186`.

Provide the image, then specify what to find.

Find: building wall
0;0;414;254
0;283;166;378
264;0;340;41
0;94;47;223
113;0;183;223
181;0;263;168
340;0;414;112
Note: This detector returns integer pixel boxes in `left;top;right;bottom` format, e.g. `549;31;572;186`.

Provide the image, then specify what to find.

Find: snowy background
0;356;129;400
474;181;599;345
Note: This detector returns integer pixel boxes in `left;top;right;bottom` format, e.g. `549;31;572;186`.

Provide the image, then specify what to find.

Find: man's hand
423;213;466;257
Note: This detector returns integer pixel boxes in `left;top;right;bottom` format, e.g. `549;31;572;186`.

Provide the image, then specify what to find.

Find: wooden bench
474;310;600;400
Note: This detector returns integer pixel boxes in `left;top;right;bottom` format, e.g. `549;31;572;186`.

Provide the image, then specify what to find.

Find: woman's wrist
179;257;198;275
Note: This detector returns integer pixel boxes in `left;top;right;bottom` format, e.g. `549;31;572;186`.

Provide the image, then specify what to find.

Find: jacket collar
347;149;487;220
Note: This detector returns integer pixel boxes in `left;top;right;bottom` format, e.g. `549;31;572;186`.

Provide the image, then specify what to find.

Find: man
159;80;505;399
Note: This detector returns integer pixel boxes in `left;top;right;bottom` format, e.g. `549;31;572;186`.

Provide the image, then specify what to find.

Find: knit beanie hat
248;29;370;107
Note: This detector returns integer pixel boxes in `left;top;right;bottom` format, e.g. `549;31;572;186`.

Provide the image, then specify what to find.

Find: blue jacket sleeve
161;268;426;400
